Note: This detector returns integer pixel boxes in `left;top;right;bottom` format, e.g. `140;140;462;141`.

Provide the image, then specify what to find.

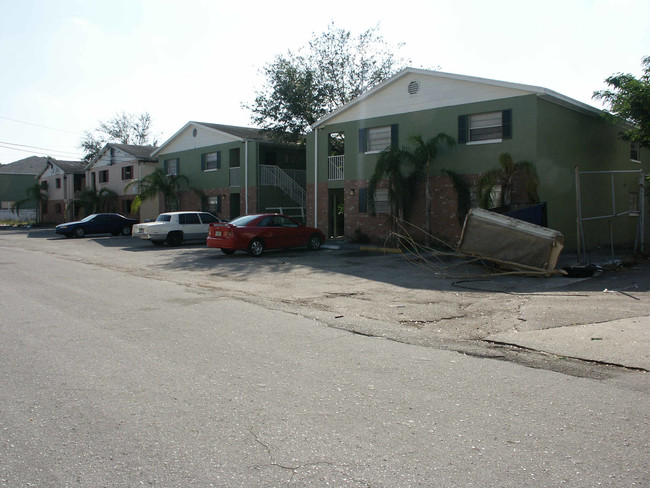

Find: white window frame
467;111;503;145
167;158;179;176
630;142;641;162
203;152;219;171
373;188;391;214
366;126;392;153
122;165;134;180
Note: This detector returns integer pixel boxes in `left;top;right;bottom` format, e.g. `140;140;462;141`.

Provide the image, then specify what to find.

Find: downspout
314;129;318;228
244;140;249;214
137;160;143;219
63;173;68;220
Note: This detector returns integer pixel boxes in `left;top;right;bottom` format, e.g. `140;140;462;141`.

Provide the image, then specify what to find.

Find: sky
0;0;648;164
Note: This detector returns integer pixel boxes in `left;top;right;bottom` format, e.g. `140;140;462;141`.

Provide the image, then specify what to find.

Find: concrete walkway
487;316;650;371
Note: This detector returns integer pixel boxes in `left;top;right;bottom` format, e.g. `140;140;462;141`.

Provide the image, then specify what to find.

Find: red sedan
207;213;326;256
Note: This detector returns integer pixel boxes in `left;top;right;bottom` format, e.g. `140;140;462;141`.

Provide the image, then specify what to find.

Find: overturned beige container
458;208;564;272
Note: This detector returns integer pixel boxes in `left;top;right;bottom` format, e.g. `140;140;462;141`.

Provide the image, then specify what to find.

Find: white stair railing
260;165;306;208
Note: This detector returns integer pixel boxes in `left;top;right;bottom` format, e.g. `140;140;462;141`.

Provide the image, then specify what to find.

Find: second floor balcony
328;155;344;181
230;167;240;187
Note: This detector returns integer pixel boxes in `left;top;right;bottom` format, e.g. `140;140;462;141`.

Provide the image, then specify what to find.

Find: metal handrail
328;155;344;180
260;165;306;207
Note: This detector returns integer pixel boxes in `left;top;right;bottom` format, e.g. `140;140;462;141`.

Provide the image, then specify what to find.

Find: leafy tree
125;168;193;213
476;153;539;209
80;112;157;162
593;56;650;148
77;187;118;215
12;182;48;222
247;23;408;140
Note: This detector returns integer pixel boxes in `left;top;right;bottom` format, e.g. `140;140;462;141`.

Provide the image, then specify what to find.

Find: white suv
132;211;225;246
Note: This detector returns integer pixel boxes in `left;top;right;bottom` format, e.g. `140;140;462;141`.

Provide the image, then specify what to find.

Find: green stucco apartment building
0;156;48;221
153;122;306;221
307;68;647;252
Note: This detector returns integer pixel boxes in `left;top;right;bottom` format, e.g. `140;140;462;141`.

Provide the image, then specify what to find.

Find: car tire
152;240;164;246
121;226;131;236
221;248;236;255
166;232;183;247
73;227;85;238
307;233;322;251
247;238;264;257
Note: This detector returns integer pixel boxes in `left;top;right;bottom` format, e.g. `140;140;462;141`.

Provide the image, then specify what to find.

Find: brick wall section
430;175;464;245
311;172;533;247
246;186;257;216
344;179;393;245
42;200;63;224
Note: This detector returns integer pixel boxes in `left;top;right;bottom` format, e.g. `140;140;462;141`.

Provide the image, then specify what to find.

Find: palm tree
77;187;118;215
125;168;192;213
12;183;48;223
368;145;417;225
477;153;539;209
368;133;455;238
408;133;456;241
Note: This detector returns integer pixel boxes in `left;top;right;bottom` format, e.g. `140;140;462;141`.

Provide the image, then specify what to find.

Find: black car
55;213;139;238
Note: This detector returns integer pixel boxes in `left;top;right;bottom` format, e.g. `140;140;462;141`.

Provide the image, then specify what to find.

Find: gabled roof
193;122;273;141
87;143;157;168
311;67;601;129
151;121;273;157
42;159;86;176
0;156;49;175
109;143;157;160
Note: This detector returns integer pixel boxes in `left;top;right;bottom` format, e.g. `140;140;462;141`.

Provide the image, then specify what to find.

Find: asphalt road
0;232;648;486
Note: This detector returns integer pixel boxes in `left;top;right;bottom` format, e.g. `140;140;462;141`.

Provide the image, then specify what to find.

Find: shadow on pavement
20;228;650;295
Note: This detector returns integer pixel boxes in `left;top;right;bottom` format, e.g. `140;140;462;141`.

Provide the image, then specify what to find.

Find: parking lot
4;227;650;378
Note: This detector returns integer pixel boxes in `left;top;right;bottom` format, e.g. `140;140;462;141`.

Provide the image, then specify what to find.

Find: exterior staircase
259;165;306;208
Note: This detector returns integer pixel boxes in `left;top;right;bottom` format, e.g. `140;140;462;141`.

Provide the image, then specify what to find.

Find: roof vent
192;128;198;137
408;80;420;95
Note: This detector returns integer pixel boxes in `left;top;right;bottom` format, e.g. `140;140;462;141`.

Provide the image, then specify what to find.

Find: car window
230;215;259;226
277;216;298;227
156;214;172;222
259;217;275;227
199;213;219;224
179;213;201;225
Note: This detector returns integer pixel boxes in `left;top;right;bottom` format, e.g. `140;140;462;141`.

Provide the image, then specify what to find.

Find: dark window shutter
391;124;399;147
502;109;512;139
359;187;367;213
217;151;221;170
164;160;168;174
358;128;368;153
458;115;468;144
201;154;206;171
217;195;222;213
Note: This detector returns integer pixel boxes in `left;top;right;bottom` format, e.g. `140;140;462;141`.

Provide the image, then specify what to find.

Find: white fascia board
152;121;244;157
86;145;108;169
311;67;602;129
151;121;196;157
